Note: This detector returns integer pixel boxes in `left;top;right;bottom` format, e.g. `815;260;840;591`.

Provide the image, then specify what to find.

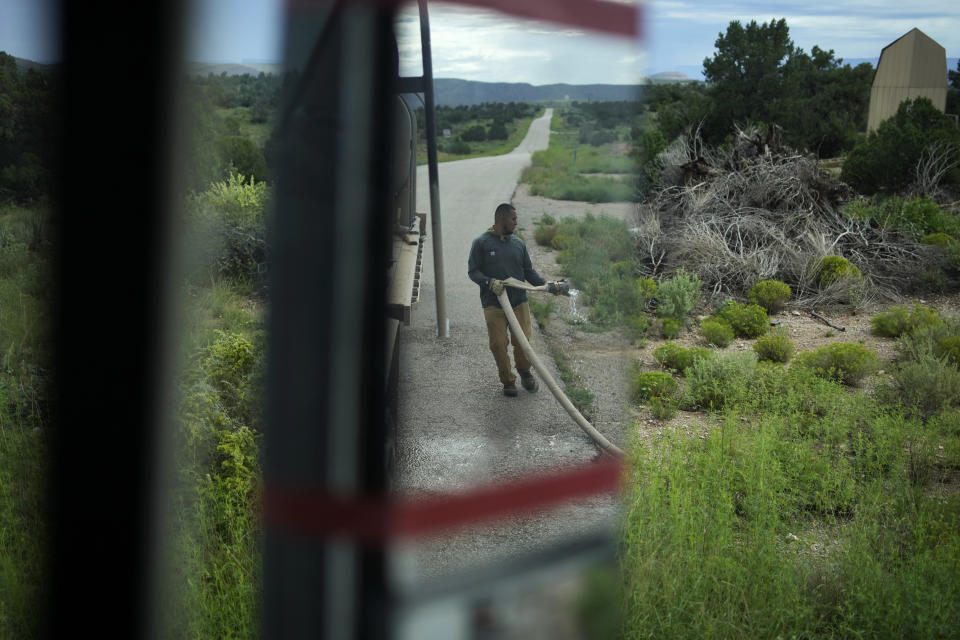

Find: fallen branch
807;309;845;332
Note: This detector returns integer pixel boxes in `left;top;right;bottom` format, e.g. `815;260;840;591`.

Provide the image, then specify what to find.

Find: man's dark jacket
468;226;546;309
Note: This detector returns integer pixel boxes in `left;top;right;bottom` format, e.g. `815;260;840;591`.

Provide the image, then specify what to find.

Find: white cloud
397;2;644;84
526;28;587;37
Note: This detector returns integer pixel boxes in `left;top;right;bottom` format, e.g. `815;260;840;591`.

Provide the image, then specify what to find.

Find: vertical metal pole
265;4;395;639
418;0;449;338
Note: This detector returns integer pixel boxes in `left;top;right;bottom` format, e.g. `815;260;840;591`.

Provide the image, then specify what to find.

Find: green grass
0;418;46;639
549;345;595;419
416;114;538;164
0;203;52;639
521;112;639;203
620;353;960;638
154;277;265;639
550;214;646;329
158;177;268;637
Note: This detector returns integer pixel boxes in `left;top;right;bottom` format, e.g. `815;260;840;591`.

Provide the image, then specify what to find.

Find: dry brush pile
634;126;948;306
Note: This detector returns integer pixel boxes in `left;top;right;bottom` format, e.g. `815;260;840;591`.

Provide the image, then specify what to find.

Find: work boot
519;370;538;393
503;381;519;397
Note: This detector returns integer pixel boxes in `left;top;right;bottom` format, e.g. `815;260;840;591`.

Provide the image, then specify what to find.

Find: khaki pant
483;302;533;384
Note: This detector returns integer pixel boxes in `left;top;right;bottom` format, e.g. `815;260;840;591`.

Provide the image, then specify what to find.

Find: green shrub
186;172;271;282
625;314;650;343
904;304;941;333
716;300;769;338
653;342;711;374
700;317;734;347
201;330;261;421
870;304;942;338
793;342;878;386
900;197;960;238
548;214;656;329
487;121;509;141
652;342;684;369
657;267;702;321
586;264;653;327
631;370;678;403
660;317;682;339
815;255;863;287
753;329;794;363
684;351;757;410
896;314;960;363
843;196;960;241
444;139;471;154
936;336;960;367
610;260;634;279
649;395;678;420
460;125;487;142
636;278;659;306
190;171;269;227
538;213;557;226
748;279;791;314
882;354;960;416
214;136;268;182
922;232;958;248
841;97;960;194
533;213;558;246
533;223;557;246
550;233;573;251
870;306;911;338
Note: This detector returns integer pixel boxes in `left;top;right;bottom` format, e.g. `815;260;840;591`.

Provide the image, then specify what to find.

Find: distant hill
428;78;645;105
11;56;55;73
648;65;705;81
187;61;284;76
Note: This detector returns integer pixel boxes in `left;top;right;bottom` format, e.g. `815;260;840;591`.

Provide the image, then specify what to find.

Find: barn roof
873;28;947;89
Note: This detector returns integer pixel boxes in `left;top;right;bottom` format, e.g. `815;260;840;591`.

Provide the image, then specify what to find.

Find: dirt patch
511;187;960;450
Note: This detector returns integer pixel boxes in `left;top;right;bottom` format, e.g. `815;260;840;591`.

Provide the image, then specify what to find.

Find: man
468;203;561;397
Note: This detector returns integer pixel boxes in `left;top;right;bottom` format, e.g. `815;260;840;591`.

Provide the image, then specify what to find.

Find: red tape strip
286;0;643;39
263;459;622;544
437;0;641;39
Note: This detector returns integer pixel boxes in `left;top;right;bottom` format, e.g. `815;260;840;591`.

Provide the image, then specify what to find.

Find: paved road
394;108;621;593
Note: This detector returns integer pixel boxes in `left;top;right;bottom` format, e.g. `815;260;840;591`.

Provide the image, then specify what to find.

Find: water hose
496;279;625;459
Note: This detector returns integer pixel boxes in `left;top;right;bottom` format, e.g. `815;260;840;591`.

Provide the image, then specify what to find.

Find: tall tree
701;21;873;156
779;46;874;157
702;18;797;142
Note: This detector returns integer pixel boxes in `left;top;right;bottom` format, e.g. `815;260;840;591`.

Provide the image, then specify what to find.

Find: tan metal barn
867;28;947;131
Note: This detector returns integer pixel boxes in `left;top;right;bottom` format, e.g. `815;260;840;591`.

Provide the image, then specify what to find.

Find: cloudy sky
2;0;958;83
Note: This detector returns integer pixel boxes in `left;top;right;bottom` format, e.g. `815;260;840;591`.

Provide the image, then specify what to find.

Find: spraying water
567;289;588;324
